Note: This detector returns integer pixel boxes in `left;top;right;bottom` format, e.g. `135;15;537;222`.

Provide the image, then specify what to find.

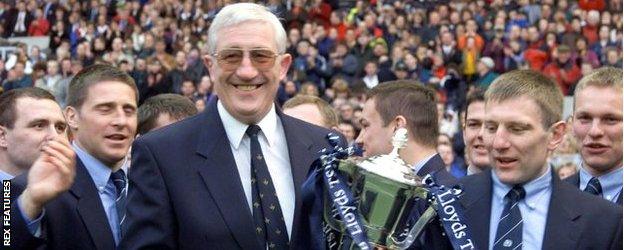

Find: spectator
34;60;62;103
2;61;33;91
543;45;582;95
474;57;499;90
28;8;50;36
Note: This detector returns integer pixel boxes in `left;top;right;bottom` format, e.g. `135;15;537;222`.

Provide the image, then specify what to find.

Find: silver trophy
322;128;433;249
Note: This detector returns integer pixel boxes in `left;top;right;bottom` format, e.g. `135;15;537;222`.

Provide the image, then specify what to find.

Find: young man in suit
355;80;456;249
0;88;70;181
565;67;622;205
121;3;338;249
460;70;622;249
462;89;490;175
12;64;138;249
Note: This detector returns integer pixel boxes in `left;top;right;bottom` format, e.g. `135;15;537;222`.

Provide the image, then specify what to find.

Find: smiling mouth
233;84;261;91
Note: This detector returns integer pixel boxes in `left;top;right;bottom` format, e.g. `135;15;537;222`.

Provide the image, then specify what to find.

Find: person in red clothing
28;8;50;36
308;0;332;29
543;45;582;95
578;0;606;11
582;10;601;45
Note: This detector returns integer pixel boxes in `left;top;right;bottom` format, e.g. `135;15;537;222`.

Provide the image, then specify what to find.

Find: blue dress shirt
579;166;623;203
0;169;13;181
489;167;552;250
73;142;127;245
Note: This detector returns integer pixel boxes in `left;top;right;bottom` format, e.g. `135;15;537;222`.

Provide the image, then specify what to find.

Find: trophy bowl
321;128;430;249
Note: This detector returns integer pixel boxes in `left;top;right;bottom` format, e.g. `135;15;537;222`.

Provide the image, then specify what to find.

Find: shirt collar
492;165;552;210
217;100;279;149
579;165;623;194
412;153;437;174
73;141;113;189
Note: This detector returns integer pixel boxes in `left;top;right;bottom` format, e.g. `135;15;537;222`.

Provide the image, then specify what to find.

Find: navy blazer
563;172;623;205
459;169;623;250
121;98;338;249
411;153;457;250
10;159;116;250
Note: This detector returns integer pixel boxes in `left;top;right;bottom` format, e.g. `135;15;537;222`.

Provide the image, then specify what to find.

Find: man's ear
65;106;79;131
547;121;567;151
393;115;408;131
278;53;292;80
0;126;8;148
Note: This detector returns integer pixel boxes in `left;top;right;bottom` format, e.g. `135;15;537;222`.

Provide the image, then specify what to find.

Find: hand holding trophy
312;128;476;249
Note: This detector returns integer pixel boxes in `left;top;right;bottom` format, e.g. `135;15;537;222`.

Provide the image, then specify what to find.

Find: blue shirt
73;142;127;245
0;169;13;181
412;153;437;175
489;167;552;250
579;166;623;204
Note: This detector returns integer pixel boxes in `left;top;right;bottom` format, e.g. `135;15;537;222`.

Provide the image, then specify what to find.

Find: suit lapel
459;171;493;250
69;159;116;250
279;114;316;247
542;172;582;250
195;99;259;249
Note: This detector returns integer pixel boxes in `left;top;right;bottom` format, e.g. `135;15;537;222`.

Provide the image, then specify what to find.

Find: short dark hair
66;64;138;109
368;80;439;147
464;89;485;123
0;87;57;128
137;94;197;134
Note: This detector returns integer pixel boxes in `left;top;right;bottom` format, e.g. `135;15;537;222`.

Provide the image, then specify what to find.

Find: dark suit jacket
10;158;116;250
563;172;623;205
4;10;33;37
121;98;338;249
460;169;623;250
411;153;457;250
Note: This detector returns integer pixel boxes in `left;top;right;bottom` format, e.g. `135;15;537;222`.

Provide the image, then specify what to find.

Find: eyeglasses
212;48;280;71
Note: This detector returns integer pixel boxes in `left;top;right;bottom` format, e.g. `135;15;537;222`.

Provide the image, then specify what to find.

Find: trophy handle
387;206;437;250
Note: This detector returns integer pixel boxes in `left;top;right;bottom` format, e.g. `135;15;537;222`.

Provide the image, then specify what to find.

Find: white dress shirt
217;101;295;239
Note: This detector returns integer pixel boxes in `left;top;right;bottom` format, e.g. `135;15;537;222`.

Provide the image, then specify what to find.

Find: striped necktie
111;169;127;237
584;177;603;196
493;186;525;250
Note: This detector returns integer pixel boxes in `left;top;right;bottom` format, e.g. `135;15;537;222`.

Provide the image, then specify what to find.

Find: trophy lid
357;128;420;186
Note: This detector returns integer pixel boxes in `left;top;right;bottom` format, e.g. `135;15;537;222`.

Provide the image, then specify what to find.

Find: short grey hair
207;3;287;54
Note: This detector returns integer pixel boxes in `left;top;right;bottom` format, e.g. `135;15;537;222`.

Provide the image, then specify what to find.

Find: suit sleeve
120;140;177;249
8;177;45;250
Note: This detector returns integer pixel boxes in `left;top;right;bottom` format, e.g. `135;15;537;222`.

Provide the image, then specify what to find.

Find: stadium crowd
0;0;622;177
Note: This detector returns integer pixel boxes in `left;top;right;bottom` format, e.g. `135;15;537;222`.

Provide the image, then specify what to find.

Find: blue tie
246;125;289;249
493;186;525;250
111;169;127;236
584;177;602;196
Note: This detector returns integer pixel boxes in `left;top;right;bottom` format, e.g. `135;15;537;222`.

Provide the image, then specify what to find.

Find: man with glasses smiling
122;3;340;249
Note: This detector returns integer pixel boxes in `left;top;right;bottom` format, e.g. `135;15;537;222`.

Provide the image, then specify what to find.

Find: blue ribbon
423;175;477;250
316;134;371;250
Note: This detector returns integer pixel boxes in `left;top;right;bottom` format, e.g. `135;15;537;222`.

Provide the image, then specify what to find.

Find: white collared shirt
217;101;295;239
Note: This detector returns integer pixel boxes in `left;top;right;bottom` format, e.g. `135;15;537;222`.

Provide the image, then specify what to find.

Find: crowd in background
0;0;622;178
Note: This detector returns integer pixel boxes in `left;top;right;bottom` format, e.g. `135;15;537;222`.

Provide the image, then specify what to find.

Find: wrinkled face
67;81;137;167
356;98;394;157
283;103;326;128
204;21;291;124
483;97;558;185
1;98;67;172
463;101;489;168
573;86;623;174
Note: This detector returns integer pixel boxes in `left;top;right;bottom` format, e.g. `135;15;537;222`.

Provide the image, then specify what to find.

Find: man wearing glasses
122;3;339;249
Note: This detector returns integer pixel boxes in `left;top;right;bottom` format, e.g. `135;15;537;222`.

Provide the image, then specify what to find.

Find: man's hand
19;136;76;220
